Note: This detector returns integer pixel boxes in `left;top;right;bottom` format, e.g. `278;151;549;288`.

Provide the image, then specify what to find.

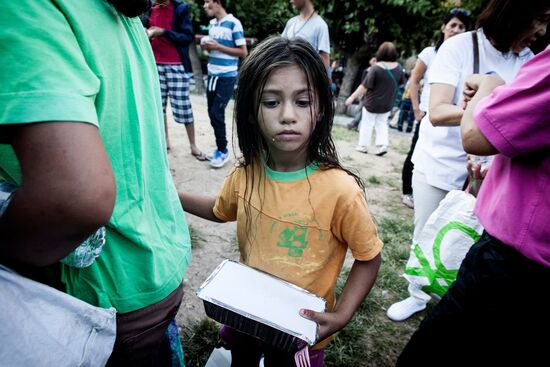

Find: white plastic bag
404;190;484;298
0;265;116;366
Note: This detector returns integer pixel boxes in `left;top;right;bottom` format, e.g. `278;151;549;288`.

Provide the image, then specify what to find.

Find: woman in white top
399;8;471;210
389;0;550;323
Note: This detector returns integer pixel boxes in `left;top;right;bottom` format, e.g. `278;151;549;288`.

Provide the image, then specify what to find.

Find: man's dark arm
163;4;194;47
0;122;116;266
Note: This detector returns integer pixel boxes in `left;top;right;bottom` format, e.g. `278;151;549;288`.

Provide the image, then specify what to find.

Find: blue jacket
141;0;194;72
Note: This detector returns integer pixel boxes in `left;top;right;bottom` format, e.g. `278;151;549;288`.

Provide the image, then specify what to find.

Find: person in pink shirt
397;37;550;365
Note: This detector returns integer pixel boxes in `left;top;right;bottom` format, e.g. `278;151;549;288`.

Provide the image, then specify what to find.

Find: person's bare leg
185;123;199;154
164;116;171;151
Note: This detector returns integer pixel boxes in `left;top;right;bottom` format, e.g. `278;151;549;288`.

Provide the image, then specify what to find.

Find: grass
323;216;417;366
181;318;221;367
331;124;358;142
366;175;381;185
180;214;420;366
188;225;203;249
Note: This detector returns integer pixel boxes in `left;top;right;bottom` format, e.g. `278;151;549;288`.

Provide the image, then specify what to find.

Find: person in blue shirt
201;0;248;168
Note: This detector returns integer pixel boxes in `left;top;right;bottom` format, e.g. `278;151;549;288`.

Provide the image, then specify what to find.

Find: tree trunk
335;44;371;115
189;42;205;95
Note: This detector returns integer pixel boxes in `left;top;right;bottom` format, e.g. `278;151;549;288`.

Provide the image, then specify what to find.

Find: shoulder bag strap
379;62;399;89
379;62;400;106
472;31;479;74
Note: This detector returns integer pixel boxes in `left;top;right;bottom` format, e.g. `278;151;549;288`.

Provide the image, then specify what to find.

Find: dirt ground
169;94;414;327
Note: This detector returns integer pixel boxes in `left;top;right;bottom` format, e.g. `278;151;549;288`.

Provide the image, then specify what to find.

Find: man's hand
147;26;164;39
413;108;425;122
202;38;219;51
463;73;504;109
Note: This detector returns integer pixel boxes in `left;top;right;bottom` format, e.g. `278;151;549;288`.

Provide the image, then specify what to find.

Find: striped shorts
157;64;194;125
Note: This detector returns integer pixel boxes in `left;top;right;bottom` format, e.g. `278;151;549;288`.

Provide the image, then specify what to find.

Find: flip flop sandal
191;151;208;161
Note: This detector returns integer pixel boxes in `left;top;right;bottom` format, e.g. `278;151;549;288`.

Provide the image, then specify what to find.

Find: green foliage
188;0;293;39
188;0;486;57
233;1;293;39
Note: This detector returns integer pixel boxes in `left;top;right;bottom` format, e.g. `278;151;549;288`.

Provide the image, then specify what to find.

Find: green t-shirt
0;0;191;313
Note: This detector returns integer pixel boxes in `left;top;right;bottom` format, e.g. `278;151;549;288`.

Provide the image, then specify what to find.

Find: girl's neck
265;151;309;172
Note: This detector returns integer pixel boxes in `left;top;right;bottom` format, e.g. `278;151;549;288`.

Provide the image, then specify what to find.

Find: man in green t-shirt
0;0;192;364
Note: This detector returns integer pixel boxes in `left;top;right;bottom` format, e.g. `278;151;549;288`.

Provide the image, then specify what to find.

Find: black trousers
401;120;420;195
397;232;550;366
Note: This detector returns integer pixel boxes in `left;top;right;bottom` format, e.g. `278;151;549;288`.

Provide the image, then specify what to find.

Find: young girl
179;36;382;366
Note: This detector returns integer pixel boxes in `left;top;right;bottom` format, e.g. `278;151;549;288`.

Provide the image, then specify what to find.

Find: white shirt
413;29;533;191
417;46;436;112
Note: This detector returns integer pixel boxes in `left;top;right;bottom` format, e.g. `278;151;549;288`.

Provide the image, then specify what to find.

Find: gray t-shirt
282;14;330;54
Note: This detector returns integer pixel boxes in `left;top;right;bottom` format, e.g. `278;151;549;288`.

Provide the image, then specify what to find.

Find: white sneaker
375;145;388;156
402;194;414;209
209;150;229;168
355;145;368;154
387;296;427;321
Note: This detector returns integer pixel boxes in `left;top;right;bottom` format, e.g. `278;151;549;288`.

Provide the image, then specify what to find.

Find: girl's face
257;65;317;167
442;17;467;41
511;8;550;52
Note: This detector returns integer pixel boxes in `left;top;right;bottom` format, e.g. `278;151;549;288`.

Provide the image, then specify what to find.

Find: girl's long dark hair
234;36;364;190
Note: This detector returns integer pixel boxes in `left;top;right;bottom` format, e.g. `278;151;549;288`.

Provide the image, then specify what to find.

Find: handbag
403;190;484;298
0;265;116;366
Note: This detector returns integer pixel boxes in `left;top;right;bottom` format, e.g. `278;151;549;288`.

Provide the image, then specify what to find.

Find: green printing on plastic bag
60;227;106;268
404;221;481;297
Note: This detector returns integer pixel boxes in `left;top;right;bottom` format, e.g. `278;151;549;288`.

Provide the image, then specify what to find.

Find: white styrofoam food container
196;260;326;352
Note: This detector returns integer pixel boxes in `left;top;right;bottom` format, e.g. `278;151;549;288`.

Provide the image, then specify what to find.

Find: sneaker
355;145;368;154
375;145;388;156
209;150;229;168
387;297;427;321
402;194;414;209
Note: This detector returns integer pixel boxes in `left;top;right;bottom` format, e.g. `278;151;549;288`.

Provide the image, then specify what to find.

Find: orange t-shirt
213;163;383;347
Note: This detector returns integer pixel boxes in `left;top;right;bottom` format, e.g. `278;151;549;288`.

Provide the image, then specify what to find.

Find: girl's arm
428;83;464;126
178;191;225;222
300;254;381;341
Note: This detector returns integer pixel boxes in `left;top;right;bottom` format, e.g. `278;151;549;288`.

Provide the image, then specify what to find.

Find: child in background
179;36;382;366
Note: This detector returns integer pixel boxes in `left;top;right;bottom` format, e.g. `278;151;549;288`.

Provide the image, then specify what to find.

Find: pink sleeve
474;46;550;157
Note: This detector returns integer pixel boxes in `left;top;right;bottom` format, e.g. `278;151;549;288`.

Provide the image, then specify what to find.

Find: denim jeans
397;98;414;132
206;76;236;152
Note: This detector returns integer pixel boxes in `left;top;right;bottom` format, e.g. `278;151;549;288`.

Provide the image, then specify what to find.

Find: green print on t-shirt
277;226;308;257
